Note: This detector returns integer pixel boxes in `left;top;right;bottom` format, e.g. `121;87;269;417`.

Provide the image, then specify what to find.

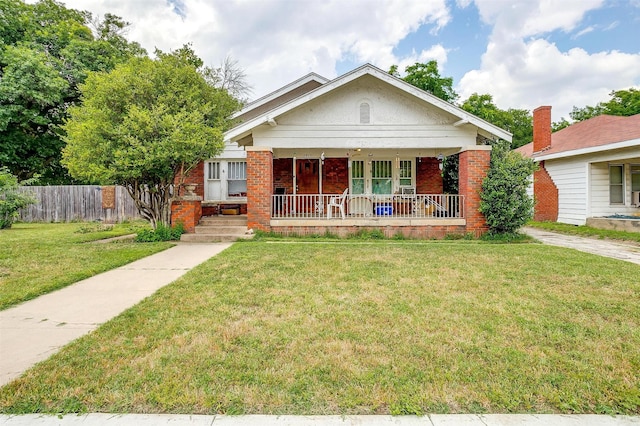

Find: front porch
247;146;492;238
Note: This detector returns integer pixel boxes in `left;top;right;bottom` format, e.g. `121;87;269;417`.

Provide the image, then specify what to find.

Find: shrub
134;223;185;242
479;141;537;234
0;167;37;229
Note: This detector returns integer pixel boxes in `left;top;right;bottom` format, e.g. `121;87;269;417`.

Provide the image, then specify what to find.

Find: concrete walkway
0;243;232;386
522;227;640;265
1;414;639;425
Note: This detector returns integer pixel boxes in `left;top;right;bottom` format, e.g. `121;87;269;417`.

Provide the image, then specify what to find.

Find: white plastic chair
327;188;348;219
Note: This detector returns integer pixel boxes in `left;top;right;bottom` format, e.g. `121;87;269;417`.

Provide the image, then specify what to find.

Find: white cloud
458;0;640;121
58;0;452;99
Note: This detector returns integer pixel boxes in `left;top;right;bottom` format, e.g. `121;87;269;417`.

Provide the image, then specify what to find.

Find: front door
296;159;319;214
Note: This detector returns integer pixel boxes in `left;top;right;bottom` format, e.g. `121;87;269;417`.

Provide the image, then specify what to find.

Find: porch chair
327;188;348;219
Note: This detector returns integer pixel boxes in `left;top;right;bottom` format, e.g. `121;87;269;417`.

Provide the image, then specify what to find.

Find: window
632;165;640;192
227;161;247;197
609;164;624;204
399;160;412;187
372;160;392;194
351;160;365;194
359;102;370;124
207;162;220;180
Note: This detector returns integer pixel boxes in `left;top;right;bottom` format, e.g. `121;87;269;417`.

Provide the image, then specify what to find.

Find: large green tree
554;88;640;131
389;60;458;103
460;93;532;149
62;48;240;228
0;0;145;183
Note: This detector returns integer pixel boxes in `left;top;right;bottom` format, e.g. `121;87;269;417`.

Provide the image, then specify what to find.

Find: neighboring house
516;106;640;225
177;64;512;238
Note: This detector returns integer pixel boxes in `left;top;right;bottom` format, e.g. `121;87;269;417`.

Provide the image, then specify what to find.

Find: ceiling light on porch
437;153;444;170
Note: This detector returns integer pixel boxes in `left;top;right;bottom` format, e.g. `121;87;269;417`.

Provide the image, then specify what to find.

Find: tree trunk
125;181;174;229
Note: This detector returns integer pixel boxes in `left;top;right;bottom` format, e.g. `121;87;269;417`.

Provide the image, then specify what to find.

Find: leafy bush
134;223;185;242
0;167;37;229
479;141;537;234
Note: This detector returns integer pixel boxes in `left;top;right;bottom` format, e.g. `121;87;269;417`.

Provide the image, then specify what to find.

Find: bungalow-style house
174;64;512;238
516;106;640;225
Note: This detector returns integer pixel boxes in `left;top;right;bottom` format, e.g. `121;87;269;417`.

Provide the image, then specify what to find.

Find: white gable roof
231;72;329;119
225;64;512;143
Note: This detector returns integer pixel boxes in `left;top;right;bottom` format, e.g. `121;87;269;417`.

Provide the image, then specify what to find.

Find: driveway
522;227;640;265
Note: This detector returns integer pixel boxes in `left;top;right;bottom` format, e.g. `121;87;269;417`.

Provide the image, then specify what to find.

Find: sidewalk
522;227;640;265
1;413;639;425
0;243;232;387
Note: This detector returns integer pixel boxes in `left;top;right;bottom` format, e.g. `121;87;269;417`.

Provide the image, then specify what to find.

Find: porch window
207;162;220;180
227;161;247;197
609;164;624;204
351;160;365;194
399;160;412;187
632;165;640;192
372;160;392;194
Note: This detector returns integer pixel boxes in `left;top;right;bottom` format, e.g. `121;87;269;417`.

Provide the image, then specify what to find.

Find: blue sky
54;0;640;122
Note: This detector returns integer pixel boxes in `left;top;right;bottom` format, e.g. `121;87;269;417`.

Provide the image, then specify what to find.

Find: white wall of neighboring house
544;158;588;225
542;146;640;224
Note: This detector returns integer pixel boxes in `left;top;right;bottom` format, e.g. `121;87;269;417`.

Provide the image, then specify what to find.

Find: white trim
224;64;512;143
534;138;640;161
232;73;328;119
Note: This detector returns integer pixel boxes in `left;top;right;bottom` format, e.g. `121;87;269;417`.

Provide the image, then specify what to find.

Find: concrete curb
1;414;639;425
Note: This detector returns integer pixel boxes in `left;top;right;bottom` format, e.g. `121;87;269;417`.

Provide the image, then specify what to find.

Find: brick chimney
533;106;552;153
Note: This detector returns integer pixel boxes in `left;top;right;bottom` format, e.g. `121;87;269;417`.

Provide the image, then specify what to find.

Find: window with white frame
632;164;640;192
609;164;624;204
207;162;220;180
399;160;412;187
372;160;392;194
227;161;247;197
351;160;365;194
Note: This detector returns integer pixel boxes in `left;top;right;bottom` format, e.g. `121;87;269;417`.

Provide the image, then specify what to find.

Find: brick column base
171;197;202;233
459;148;491;236
247;148;273;232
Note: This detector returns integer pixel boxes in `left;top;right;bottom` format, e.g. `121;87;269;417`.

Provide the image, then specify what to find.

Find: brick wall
273;158;294;194
270;224;467;239
247;149;273;232
174;161;205;198
459;149;491;236
533;161;559;221
416;158;443;193
171;199;202;233
322;158;349;194
533;106;552;153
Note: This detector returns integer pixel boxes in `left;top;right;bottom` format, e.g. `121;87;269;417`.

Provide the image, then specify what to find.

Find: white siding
252;75;478;150
544;159;587;225
542;146;640;224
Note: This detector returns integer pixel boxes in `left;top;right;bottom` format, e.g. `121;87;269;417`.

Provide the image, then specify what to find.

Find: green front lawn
1;241;638;415
0;222;172;310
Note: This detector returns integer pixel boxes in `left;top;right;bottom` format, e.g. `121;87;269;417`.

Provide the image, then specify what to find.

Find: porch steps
180;215;253;243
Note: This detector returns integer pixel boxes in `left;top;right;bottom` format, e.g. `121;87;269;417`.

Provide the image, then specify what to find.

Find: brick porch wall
459;149;491;236
171;198;202;233
322;158;349;194
533;161;559;221
247;148;273;232
416;158;443;193
270;225;467;239
273;158;294;194
174;161;205;198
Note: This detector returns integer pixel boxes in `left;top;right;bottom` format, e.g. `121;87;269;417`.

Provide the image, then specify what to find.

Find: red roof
515;113;640;158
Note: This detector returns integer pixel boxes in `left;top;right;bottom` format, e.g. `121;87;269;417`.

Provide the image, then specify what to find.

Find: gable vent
359;102;370;124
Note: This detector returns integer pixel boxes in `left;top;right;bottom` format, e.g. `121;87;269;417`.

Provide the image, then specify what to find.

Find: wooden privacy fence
18;185;140;223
